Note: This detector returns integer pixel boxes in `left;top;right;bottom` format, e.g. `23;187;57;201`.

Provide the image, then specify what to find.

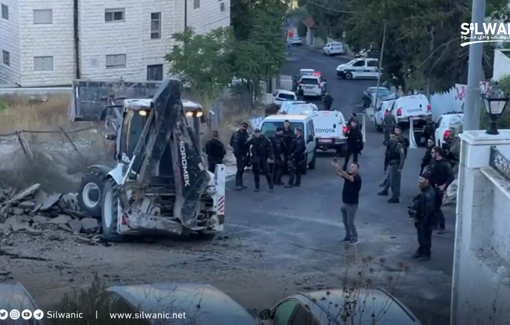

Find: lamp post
481;85;509;135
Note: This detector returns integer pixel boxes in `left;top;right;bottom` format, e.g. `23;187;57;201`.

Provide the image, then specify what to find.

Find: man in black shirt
429;147;455;233
205;130;226;173
342;119;363;170
333;161;362;245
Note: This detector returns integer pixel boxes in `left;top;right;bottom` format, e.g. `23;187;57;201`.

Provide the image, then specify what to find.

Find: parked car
434;112;464;149
273;89;297;106
255;287;422;324
0;283;43;324
362;86;392;107
322;42;344;56
95;283;254;324
288;36;302;46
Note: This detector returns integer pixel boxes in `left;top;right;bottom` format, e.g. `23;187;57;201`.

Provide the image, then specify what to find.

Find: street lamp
481;85;509;135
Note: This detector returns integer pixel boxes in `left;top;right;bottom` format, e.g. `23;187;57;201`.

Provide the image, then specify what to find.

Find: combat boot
377;190;388;196
387;197;399;204
411;250;421;259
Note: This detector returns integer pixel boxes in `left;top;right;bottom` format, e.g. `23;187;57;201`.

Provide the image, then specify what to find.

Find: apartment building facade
0;0;230;86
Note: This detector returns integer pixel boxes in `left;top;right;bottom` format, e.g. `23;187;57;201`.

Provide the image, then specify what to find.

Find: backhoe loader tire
189;231;216;241
77;171;105;218
101;179;124;242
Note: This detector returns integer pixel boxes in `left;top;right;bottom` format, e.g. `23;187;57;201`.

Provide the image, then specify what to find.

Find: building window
151;12;161;39
147;64;163;81
193;0;200;9
1;4;8;20
105;8;125;22
2;50;9;66
34;56;54;71
33;9;53;24
106;54;126;68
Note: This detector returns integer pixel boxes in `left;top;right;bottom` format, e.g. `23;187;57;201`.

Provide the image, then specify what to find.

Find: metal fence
489;146;510;182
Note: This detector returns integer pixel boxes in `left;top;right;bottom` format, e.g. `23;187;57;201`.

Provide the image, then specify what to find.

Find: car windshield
261;121;303;138
300;70;315;77
370;88;391;97
300;78;319;85
278;93;296;100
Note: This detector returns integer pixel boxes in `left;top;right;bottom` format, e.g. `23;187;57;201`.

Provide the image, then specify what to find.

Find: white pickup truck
308;111;366;154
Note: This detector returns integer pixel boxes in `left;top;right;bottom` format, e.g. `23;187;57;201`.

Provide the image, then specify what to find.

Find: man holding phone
333;160;362;245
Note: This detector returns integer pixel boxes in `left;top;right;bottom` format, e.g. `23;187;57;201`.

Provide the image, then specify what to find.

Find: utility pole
463;0;487;130
373;21;387;113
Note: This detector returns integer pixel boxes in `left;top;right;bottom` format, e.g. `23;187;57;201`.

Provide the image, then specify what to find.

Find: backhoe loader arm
129;79;209;226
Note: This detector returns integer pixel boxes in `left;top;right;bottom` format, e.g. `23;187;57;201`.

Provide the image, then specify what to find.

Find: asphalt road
225;46;454;323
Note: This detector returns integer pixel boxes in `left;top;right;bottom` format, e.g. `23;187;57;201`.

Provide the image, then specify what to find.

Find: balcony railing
489;146;510;182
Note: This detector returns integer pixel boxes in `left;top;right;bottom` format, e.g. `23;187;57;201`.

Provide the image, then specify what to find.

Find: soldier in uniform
382;109;397;144
285;128;306;188
270;127;286;185
420;138;435;175
378;132;406;203
230;122;250;191
282;120;294;174
246;129;274;192
394;125;410;157
408;171;437;261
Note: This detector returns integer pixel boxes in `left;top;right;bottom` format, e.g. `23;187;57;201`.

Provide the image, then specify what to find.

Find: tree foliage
165;28;233;97
166;0;287;106
300;0;510;92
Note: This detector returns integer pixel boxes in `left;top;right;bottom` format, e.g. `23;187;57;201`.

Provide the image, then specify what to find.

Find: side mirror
307;135;314;142
105;134;117;140
273;93;276;96
257;309;271;320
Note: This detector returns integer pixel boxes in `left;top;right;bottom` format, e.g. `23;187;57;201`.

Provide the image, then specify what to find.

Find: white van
260;114;317;172
374;95;431;128
278;101;318;115
390;94;431;123
310;111;367;153
374;99;397;131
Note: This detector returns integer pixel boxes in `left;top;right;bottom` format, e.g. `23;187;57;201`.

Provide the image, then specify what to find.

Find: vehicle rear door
314;112;339;143
306;120;315;163
366;60;379;79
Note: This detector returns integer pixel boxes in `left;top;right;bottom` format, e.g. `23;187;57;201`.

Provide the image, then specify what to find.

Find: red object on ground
288;30;294;37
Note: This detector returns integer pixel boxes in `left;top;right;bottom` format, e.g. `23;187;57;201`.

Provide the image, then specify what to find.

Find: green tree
230;0;287;107
301;0;510;92
165;28;233;98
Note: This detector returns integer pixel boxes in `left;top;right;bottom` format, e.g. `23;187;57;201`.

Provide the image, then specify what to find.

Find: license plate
319;139;332;143
305;86;314;89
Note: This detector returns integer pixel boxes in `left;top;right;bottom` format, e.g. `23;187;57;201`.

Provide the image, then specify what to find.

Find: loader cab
116;98;204;178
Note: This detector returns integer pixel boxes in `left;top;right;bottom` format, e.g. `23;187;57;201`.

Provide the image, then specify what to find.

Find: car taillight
444;130;451;140
343;126;349;133
397;108;402;116
427;104;432;112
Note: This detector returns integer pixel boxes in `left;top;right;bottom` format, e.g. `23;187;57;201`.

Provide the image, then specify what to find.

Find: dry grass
0;95;110;192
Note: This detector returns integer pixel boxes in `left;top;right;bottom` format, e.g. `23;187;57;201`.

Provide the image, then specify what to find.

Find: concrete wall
187;0;230;34
451;130;510;324
0;0;230;86
0;0;21;84
493;49;510;81
19;0;75;86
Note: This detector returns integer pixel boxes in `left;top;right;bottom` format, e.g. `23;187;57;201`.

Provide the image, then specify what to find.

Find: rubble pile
0;183;100;238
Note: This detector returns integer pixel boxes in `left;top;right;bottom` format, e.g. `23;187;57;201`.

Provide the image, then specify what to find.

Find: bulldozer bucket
71;79;162;121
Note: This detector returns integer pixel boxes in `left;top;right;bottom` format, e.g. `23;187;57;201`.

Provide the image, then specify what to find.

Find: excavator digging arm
126;79;210;226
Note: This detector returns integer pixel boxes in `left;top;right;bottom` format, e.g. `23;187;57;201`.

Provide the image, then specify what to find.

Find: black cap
276;127;283;132
242;122;248;127
254;128;261;133
284;120;289;123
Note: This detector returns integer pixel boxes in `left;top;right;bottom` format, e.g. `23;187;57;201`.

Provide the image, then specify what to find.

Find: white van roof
264;114;311;122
